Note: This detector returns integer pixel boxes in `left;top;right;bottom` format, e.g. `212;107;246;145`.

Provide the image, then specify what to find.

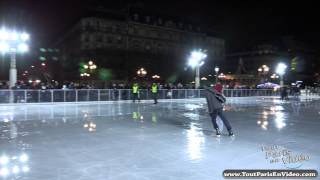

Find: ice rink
0;96;319;179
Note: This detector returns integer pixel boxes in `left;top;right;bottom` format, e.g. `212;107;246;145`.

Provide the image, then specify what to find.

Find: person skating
280;86;288;100
151;83;158;104
204;87;234;137
214;81;223;93
132;83;140;102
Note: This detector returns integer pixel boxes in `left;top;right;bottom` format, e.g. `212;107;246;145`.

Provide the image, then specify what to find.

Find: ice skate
228;130;235;137
215;128;221;137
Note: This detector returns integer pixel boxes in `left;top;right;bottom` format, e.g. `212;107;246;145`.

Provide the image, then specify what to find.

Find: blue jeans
210;108;232;131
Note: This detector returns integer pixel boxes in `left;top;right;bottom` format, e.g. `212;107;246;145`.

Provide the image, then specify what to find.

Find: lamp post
152;75;160;79
270;74;279;80
83;60;97;73
276;63;287;87
214;67;219;83
188;49;207;89
0;28;30;88
257;65;269;82
137;68;147;77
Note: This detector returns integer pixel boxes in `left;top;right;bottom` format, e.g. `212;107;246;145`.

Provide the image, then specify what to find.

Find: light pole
137;68;147;78
276;63;287;87
83;60;97;73
152;75;160;80
0;28;29;88
257;64;269;82
270;74;279;80
214;67;219;83
188;49;207;89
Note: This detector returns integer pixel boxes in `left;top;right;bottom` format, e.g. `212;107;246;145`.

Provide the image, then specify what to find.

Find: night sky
0;0;319;52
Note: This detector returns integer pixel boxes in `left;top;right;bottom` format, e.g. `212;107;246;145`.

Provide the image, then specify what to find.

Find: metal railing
0;89;279;104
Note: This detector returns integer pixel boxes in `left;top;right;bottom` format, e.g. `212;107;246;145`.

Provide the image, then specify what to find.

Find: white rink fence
0;89;281;104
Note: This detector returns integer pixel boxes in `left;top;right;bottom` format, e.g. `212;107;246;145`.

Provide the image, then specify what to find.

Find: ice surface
0;97;319;180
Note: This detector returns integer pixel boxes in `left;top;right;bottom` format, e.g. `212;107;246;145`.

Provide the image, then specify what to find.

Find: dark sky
1;0;319;51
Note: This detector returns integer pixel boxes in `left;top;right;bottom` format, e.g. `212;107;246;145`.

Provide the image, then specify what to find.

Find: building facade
56;11;225;82
224;38;319;85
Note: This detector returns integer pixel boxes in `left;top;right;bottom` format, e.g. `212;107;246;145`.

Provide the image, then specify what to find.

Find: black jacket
205;88;224;113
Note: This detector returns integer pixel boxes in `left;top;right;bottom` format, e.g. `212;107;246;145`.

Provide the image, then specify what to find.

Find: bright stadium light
0;42;9;53
0;27;30;89
20;33;30;41
276;63;287;76
187;49;207;88
0;30;9;40
276;63;287;87
188;50;207;68
18;43;29;53
10;32;19;41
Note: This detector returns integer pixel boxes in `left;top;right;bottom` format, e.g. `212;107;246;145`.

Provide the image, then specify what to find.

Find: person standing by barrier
151;83;158;104
132;83;140;103
204;86;234;137
214;81;223;94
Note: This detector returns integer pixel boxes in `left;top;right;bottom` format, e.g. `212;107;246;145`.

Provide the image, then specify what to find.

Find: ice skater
204;87;234;137
280;86;289;101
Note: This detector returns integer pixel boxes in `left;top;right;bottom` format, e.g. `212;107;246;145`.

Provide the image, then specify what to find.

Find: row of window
80;19;224;47
79;41;224;57
81;17;201;34
80;33;224;50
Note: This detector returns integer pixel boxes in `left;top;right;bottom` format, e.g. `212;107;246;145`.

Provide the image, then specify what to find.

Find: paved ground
0;97;319;179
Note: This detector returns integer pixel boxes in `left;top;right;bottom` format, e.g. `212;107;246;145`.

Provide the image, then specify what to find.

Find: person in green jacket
132;83;140;102
151;83;158;104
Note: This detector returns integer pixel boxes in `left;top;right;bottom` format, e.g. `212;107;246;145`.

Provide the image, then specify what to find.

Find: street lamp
201;77;207;81
0;28;30;88
214;67;220;83
83;60;97;71
257;65;269;74
137;68;147;77
188;49;207;89
218;73;226;79
80;73;90;77
152;75;160;79
257;65;270;82
276;63;287;87
270;74;279;79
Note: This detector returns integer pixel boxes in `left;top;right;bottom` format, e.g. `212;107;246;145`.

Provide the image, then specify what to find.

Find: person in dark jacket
205;87;234;137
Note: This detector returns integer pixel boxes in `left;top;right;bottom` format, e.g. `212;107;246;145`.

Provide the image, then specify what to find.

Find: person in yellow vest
151;83;158;104
132;83;140;102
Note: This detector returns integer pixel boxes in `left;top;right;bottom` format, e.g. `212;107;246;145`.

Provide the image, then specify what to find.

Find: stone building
56;9;225;82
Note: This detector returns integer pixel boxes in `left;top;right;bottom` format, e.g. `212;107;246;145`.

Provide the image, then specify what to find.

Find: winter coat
205;88;224;113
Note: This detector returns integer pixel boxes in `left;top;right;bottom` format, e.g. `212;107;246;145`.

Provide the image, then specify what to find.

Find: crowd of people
0;80;275;90
0;81;94;90
0;81;192;90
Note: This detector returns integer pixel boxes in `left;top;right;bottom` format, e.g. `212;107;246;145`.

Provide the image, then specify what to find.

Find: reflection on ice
186;123;205;161
0;153;30;178
0;97;319;179
274;111;286;129
152;113;157;123
183;113;200;121
83;121;97;132
257;105;288;130
184;103;202;111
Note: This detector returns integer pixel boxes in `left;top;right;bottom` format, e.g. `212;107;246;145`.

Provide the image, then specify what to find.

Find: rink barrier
0;89;280;104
